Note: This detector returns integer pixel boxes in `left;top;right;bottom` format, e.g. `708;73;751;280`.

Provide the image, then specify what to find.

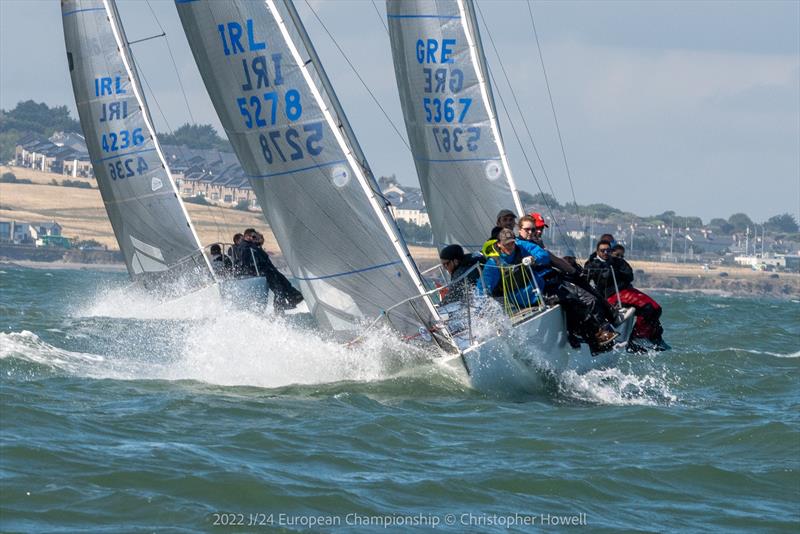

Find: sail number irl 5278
218;19;326;166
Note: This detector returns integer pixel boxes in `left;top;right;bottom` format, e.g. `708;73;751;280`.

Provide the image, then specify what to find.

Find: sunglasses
598;248;609;254
520;226;534;232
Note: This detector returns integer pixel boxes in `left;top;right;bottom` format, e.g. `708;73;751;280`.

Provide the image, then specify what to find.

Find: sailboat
386;0;636;392
61;0;215;296
174;0;453;347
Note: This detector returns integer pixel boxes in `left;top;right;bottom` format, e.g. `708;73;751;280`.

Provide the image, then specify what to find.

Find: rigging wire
474;1;560;211
130;4;228;244
370;0;390;35
302;0;410;152
473;2;569;245
526;0;581;217
144;0;195;125
304;1;502;235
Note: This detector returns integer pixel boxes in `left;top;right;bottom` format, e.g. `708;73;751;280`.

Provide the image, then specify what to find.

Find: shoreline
4;257;797;300
1;259;127;273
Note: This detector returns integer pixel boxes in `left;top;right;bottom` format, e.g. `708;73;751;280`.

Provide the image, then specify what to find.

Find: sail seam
63;7;105;17
96;147;156;162
246;159;347;179
295;260;402;281
387;14;459;19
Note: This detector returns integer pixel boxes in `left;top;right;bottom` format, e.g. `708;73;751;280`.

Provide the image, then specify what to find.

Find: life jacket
489;247;537;302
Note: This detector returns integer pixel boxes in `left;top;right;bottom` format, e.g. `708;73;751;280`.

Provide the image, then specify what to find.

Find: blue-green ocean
1;266;798;533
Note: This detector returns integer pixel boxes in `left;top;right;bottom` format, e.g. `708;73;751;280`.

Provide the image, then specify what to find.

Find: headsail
176;0;443;340
386;0;523;250
62;0;213;290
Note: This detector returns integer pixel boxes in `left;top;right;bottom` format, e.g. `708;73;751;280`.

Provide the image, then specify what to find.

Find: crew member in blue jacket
480;228;554;308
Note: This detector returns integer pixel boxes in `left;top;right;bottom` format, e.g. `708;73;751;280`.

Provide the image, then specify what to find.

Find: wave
556;364;678;406
723;347;800;359
75;283;225;321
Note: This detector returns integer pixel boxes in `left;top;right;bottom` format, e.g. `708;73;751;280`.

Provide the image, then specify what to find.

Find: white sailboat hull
446;306;636;395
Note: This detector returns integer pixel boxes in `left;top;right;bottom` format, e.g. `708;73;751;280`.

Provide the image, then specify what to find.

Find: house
0;220;63;245
377;175;431;227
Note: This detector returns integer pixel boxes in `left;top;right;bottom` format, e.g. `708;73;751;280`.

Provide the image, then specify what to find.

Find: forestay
62;0;213;290
387;0;522;250
176;0;443;340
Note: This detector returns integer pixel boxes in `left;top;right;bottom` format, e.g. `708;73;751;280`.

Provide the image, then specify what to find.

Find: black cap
439;244;465;261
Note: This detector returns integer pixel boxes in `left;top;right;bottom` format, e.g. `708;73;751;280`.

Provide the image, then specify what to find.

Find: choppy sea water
1;266;798;533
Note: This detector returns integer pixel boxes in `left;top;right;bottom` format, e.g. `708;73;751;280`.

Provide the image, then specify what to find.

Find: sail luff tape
101;0;215;277
456;0;524;217
266;0;441;321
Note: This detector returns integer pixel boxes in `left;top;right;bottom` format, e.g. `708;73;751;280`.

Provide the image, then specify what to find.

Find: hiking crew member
489;209;518;241
228;233;243;267
605;243;667;349
439;244;481;306
481;229;617;353
235;228;304;311
209;243;233;277
480;228;553;309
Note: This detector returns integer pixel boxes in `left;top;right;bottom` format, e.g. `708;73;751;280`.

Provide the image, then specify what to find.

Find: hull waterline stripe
295;260;403;281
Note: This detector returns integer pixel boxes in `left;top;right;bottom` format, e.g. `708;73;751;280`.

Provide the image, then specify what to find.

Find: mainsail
387;0;523;249
62;0;213;290
176;0;443;340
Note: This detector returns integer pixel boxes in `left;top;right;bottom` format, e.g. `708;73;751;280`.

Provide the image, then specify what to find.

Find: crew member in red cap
530;212;548;248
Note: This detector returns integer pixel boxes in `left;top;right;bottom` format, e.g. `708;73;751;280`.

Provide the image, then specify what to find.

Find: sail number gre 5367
416;38;479;152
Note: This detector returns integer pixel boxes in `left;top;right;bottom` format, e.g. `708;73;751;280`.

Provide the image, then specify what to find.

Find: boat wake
0;303;469;393
556;364;678;406
0;285;674;401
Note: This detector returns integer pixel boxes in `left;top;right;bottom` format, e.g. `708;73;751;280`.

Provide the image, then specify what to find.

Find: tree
396;220;432;244
765;213;799;234
159;123;231;151
519;191;560;210
0;100;80;134
709;218;734;234
728;212;754;233
0;101;83;161
582;203;622;219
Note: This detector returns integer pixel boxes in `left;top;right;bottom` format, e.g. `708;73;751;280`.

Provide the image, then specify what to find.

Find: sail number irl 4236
219;18;326;166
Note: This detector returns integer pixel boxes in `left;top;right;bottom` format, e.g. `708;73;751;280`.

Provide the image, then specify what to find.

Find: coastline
1;259;127;273
2;168;797;299
4;256;797;300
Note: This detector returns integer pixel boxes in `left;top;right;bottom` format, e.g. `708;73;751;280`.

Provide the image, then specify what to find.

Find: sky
1;0;798;223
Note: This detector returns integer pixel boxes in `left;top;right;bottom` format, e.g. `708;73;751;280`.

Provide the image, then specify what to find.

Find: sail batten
387;0;522;250
62;0;213;290
176;0;442;339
